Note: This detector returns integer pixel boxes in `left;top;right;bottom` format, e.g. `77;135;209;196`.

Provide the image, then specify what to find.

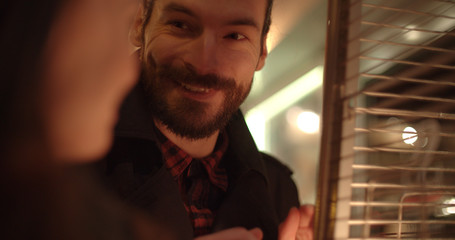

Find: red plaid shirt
159;133;229;236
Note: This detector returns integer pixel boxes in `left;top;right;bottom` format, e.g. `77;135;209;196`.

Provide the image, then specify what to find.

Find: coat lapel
210;111;280;240
213;171;279;240
126;166;194;240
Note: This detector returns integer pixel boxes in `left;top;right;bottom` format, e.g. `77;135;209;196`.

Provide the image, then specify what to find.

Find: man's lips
176;81;219;101
179;81;211;93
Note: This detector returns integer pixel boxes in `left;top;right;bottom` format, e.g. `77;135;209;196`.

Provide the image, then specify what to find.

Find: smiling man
100;0;303;239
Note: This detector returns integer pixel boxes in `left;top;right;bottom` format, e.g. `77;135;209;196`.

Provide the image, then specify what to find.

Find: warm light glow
297;111;320;134
402;126;418;145
405;25;421;41
245;110;266;151
246;66;323;122
442;198;455;216
245;66;323;151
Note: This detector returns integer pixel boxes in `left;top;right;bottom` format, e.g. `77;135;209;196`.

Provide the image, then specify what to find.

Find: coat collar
114;82;269;185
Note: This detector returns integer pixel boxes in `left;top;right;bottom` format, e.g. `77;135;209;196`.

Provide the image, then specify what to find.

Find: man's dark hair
141;0;274;40
262;0;274;37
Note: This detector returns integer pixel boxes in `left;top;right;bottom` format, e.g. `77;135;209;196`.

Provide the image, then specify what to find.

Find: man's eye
169;21;188;30
226;33;246;40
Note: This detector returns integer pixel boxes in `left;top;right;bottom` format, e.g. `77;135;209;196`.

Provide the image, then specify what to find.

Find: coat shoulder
260;152;293;176
259;152;300;221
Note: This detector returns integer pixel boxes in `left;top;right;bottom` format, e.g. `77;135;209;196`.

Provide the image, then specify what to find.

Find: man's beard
141;59;251;140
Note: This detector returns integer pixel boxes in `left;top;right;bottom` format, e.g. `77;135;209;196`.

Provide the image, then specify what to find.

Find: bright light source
442;198;455;216
245;110;266;151
402;126;418;145
246;66;323;122
405;25;421;41
297;111;320;134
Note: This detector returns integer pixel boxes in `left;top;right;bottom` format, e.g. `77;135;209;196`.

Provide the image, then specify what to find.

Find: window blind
316;0;455;239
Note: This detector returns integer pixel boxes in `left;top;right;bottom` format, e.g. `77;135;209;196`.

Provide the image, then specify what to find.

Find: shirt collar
159;131;229;191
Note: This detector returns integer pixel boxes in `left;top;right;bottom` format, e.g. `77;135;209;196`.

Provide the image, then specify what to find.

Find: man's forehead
151;0;267;26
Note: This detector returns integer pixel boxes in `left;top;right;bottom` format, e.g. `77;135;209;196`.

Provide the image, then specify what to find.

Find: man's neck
154;120;219;158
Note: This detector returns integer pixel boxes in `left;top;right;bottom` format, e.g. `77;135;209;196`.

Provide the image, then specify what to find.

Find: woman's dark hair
0;1;66;239
0;0;64;161
0;2;172;239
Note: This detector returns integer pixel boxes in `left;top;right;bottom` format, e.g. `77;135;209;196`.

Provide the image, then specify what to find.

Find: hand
278;205;314;240
194;227;263;240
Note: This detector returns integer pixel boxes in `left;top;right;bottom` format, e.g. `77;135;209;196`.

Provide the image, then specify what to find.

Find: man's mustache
154;64;236;90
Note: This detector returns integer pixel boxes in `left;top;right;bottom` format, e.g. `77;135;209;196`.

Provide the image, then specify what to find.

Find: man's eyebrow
226;18;260;31
163;3;196;17
162;3;260;31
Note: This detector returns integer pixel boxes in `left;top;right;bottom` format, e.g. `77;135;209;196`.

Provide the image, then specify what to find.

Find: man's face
139;0;268;139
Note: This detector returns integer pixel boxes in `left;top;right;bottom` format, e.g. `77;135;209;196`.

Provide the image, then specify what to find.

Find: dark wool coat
97;83;300;240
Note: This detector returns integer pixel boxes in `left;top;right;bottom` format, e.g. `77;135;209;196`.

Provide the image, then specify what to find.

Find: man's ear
129;4;146;48
256;36;268;71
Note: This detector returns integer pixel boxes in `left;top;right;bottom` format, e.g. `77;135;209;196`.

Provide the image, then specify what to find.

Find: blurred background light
442;198;455;216
245;110;266;151
297;111;320;134
402;126;418;145
245;65;323;122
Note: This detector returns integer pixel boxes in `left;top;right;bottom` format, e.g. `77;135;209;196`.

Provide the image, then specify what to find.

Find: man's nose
183;33;220;75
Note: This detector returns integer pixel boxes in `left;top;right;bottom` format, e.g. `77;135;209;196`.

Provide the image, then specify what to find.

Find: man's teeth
180;82;210;93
